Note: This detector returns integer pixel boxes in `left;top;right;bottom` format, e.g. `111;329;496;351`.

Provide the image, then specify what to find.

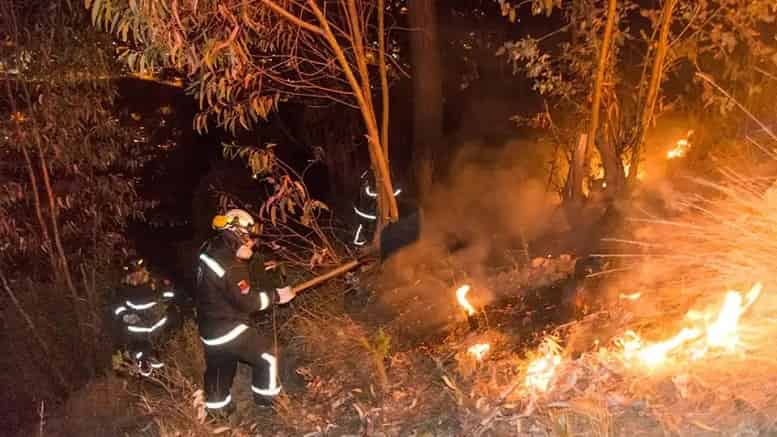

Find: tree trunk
629;0;677;185
4;82;59;280
408;0;443;203
307;0;398;226
266;0;399;223
601;137;625;192
567;133;588;200
35;140;87;347
585;0;619;195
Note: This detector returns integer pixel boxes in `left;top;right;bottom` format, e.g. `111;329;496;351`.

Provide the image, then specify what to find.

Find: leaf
91;0;102;26
127;52;137;70
110;12;121;33
544;0;554;16
310;200;329;211
119;22;129;42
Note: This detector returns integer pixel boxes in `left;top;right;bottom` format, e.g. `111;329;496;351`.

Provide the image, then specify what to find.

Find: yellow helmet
212;215;231;230
212;209;254;230
224;209;254;228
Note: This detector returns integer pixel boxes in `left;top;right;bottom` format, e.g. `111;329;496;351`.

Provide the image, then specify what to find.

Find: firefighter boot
253;393;274;409
206;402;236;421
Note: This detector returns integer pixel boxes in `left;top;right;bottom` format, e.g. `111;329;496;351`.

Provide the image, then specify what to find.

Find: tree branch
630;0;677;185
307;0;397;223
260;0;325;36
583;0;618;198
378;0;389;158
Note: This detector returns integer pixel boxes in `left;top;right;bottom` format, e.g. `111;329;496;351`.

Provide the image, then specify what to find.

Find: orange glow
468;343;491;361
617;283;762;368
525;338;562;393
619;292;641;301
667;138;691;159
456;284;476;316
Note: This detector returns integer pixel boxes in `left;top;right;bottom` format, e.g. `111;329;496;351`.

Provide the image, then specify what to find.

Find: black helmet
123;256;146;274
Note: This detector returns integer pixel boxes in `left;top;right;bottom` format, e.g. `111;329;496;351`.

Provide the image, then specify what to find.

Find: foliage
498;0;561;21
221;142;339;269
496;0;777;191
87;0;402;222
0;0;159;275
0;0;160;428
87;0;402;134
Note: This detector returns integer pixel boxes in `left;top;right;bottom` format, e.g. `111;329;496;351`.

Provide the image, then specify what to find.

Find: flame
618;283;762;368
636;328;701;369
468;343;491;361
667;138;691;159
525;338;562;393
623;162;646;181
619;292;641;301
456;285;476;316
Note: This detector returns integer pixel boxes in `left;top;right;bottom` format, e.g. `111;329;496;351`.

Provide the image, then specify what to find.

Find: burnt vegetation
1;0;777;435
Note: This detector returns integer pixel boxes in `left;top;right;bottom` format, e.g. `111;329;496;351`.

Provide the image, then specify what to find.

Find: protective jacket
113;282;175;337
352;171;402;246
195;233;284;410
195;234;278;339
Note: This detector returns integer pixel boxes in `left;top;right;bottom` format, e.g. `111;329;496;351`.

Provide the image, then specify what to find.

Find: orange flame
619;292;641;301
667;138;691;159
618;283;762;368
468;343;491;361
525;338;562;393
456;285;476;316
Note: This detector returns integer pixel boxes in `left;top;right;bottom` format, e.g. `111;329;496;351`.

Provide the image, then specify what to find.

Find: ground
23;198;777;436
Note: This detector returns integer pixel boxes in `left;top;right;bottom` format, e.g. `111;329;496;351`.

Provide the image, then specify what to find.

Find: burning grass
29;163;777;436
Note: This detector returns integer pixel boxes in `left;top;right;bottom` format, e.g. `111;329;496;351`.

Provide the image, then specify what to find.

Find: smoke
374;137;567;339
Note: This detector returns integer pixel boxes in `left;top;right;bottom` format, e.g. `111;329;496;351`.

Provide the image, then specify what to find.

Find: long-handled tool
290;207;421;295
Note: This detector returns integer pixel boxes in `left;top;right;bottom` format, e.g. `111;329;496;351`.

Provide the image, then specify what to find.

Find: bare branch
260;0;324;36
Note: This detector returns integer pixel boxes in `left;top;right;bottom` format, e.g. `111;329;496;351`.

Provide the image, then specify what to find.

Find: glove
122;313;141;325
276;286;296;304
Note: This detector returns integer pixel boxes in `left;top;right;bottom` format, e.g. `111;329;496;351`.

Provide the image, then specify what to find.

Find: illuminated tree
89;0;404;225
497;0;777;197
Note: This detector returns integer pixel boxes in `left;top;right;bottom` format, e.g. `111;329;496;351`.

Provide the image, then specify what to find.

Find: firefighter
195;209;296;416
351;170;402;247
112;256;177;376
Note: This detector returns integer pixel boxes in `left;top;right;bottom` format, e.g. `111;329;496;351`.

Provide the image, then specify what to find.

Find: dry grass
479;159;777;436
31;157;777;436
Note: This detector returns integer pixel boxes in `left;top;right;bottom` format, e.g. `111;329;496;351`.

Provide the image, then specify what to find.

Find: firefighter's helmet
212;209;254;230
123;256;146;274
123;256;150;285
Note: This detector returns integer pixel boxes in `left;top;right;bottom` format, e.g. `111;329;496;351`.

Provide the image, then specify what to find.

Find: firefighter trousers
202;323;281;410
